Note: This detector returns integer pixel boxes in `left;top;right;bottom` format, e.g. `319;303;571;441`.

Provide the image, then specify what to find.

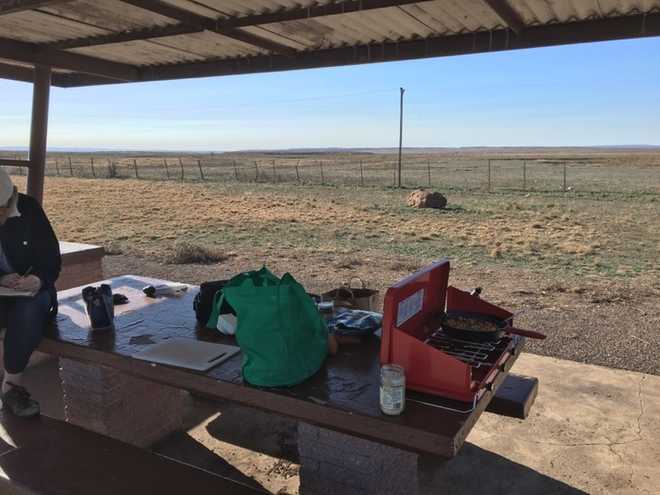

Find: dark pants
1;290;52;374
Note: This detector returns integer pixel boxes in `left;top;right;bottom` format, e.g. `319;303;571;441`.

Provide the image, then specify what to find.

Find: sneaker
2;383;40;418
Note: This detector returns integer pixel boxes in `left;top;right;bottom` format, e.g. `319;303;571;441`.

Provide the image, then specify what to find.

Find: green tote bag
220;267;328;387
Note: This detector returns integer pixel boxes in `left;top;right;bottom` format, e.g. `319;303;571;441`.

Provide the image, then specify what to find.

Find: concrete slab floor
16;353;660;495
421;354;659;495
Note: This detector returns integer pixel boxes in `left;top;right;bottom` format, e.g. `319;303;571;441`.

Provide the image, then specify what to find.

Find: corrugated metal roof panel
154;31;266;58
512;0;660;25
40;0;175;30
69;40;208;66
1;0;659;85
0;10;107;43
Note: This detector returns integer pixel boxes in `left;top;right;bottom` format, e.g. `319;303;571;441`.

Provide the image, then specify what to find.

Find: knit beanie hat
0;168;15;206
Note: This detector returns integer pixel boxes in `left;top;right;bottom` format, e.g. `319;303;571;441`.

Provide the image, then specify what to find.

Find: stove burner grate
424;330;509;368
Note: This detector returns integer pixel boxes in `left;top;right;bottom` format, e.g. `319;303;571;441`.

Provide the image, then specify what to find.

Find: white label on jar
380;384;405;415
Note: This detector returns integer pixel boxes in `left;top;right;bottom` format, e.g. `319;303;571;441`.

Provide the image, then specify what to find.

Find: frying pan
440;310;546;342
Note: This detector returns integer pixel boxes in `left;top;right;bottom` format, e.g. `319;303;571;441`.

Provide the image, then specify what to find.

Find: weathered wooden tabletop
40;275;525;457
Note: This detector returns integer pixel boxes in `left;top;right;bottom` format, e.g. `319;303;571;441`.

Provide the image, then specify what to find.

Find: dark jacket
0;193;61;313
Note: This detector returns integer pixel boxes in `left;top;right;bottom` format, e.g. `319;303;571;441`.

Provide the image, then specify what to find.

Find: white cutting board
132;338;240;371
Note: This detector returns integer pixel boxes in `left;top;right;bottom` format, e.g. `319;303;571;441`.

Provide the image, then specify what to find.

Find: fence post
255;161;259;182
179;157;184;180
563;162;567;192
295;160;300;182
523;160;527;191
359;160;364;187
55;158;60;176
233;160;239;181
197;159;205;180
487;159;492;193
90;157;96;178
107;159;113;178
319;160;324;185
162;158;169;179
134;159;139;178
68;156;73;176
427;160;431;187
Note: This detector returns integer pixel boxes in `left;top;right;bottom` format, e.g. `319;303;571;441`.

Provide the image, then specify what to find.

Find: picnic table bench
39;275;537;495
0;411;263;494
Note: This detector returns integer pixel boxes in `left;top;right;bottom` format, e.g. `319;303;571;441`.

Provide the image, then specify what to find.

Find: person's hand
11;275;42;292
0;273;21;288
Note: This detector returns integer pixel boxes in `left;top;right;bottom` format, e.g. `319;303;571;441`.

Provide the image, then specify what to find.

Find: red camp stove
380;259;521;403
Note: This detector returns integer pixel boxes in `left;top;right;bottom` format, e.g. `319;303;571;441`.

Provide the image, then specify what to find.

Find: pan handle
506;326;547;340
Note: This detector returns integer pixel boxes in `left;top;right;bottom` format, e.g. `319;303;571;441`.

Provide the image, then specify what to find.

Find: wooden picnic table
39;275;532;495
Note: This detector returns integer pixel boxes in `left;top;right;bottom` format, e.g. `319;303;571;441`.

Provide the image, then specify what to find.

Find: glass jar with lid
379;364;405;415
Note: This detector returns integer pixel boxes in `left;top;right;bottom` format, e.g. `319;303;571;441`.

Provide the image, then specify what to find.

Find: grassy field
10;149;660;374
28;174;658;281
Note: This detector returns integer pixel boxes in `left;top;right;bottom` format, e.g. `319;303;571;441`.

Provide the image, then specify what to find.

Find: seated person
0;168;60;418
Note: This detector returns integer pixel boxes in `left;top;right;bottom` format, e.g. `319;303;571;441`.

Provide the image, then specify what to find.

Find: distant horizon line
1;144;660;154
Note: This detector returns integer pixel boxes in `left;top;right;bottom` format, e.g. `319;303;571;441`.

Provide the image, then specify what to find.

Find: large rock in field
407;189;447;209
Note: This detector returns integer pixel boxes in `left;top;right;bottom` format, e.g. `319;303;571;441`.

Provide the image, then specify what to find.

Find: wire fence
2;152;659;195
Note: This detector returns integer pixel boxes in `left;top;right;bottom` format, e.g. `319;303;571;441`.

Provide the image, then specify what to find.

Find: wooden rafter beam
0;37;139;80
0;158;31;167
0;60;32;82
49;24;202;50
0;0;70;15
482;0;525;34
52;12;660;88
120;0;296;55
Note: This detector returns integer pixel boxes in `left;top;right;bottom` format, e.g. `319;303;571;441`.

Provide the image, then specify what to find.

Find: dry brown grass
169;241;232;265
16;172;657;282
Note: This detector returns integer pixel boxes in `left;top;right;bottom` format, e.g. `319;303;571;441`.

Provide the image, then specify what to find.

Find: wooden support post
563;162;567;192
90;157;96;178
27;65;51;203
255;161;259;182
133;159;139;178
272;160;277;182
179;157;184;180
163;158;169;179
295;160;300;182
427;160;431;187
55;158;60;176
197;159;205;180
319;160;324;185
359;160;364;187
523;160;527;191
233;160;239;180
107;158;113;178
397;87;404;188
68;156;73;176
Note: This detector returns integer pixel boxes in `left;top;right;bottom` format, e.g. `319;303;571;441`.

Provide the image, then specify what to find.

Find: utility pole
397;87;405;188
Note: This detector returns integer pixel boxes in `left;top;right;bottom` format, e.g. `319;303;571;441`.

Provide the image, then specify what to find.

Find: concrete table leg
59;358;189;448
298;422;419;495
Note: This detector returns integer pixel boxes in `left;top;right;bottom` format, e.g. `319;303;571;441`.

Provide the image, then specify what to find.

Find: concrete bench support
298;422;419;495
56;241;104;291
59;358;189;448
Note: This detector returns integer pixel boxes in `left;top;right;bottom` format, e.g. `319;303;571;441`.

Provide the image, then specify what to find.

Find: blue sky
1;37;659;151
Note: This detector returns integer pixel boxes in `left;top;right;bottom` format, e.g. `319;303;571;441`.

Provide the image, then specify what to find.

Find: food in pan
443;315;499;333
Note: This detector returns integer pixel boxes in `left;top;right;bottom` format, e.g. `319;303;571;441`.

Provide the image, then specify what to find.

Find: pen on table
22;266;33;277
